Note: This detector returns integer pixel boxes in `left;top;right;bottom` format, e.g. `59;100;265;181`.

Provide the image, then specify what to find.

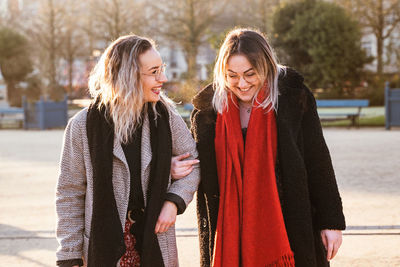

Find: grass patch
68;103;82;110
322;115;385;127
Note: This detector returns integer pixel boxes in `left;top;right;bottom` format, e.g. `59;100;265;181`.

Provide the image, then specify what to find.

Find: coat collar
112;112;152;172
113;139;127;166
192;67;304;111
141;112;152;180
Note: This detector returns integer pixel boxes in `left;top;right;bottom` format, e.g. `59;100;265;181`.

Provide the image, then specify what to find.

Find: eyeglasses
141;63;167;81
226;71;258;84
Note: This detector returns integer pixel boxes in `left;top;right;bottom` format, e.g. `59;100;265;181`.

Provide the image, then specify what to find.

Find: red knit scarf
213;91;295;267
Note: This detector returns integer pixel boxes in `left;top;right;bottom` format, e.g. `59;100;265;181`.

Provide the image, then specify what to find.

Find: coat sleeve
301;86;346;231
165;108;201;214
55;116;87;261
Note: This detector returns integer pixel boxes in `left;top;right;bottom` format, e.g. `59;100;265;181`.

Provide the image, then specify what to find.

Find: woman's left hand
320;229;342;261
155;201;178;234
170;153;199;180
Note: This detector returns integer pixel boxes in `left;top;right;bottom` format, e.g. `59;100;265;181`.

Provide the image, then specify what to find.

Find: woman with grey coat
55;34;200;267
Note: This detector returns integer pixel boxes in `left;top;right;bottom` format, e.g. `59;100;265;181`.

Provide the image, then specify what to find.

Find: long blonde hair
88;34;173;144
213;28;285;113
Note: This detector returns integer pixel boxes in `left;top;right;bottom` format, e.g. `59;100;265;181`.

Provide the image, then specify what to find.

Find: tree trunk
376;0;384;79
49;0;57;99
6;81;22;107
185;45;198;82
376;34;384;78
68;56;74;95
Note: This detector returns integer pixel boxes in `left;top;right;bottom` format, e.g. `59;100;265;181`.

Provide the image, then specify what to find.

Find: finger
175;167;194;177
331;242;339;259
175;153;191;161
155;220;161;233
320;232;328;251
177;159;200;167
171;165;190;179
172;167;194;179
159;223;169;233
172;165;191;173
327;243;333;261
181;166;194;176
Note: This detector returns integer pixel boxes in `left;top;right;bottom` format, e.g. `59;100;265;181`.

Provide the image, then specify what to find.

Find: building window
170;48;178;68
362;41;373;57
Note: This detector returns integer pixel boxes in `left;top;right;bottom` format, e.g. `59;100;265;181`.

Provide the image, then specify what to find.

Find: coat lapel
141;112;152;205
113;137;128;166
112;136;130;227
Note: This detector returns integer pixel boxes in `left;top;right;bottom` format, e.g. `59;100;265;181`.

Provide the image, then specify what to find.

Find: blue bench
0;107;24;128
316;99;369;127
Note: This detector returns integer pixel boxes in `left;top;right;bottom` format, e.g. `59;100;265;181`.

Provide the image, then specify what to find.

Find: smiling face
226;54;262;104
139;47;168;103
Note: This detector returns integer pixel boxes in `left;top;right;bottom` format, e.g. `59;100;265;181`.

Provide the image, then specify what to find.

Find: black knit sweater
190;68;346;267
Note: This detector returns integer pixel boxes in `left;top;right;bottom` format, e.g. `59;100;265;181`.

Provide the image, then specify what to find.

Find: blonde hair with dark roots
89;34;173;144
213;28;285;113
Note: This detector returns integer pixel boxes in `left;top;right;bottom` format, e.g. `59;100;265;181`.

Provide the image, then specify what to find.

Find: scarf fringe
265;253;295;267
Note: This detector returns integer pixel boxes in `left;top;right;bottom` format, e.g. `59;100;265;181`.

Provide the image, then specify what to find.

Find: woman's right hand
170;153;199;179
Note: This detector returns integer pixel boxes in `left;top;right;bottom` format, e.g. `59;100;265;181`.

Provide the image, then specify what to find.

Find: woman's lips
151;87;162;95
238;86;252;92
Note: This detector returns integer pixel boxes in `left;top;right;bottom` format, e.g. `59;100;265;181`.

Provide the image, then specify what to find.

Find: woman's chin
145;96;161;103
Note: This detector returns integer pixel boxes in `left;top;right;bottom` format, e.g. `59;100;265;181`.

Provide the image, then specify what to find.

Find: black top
241;127;247;142
121;125;146;253
121;126;145;219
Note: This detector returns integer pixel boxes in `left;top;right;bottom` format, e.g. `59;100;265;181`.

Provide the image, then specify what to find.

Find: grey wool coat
56;106;200;267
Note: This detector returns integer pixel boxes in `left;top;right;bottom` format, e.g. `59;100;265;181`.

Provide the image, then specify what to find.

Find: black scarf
86;101;172;267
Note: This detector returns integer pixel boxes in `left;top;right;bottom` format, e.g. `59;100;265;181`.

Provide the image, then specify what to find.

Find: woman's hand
170;153;199;180
155;201;178;234
320;229;342;261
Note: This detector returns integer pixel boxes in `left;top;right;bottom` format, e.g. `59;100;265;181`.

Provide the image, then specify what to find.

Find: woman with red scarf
190;28;346;267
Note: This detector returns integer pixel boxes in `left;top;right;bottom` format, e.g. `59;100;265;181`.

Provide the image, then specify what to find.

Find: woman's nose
238;76;248;88
158;72;168;83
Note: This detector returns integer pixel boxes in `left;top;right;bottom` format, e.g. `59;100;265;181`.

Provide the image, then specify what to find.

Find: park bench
176;100;370;128
0;107;24;128
316;99;369;127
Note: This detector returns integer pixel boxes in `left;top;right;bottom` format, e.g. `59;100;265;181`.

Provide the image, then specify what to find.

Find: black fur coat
190;68;346;267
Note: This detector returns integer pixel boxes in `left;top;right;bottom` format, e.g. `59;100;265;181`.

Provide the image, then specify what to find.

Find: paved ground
0;127;399;266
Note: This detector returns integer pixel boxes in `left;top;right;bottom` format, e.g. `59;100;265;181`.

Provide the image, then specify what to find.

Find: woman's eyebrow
227;68;253;73
148;65;160;71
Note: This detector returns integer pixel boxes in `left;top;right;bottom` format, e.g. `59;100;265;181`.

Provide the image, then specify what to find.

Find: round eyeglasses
226;71;258;84
141;63;167;81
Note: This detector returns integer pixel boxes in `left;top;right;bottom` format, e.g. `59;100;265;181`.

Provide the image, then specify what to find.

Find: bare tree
335;0;400;78
31;0;66;99
148;0;226;82
60;0;88;95
86;0;145;43
232;0;282;34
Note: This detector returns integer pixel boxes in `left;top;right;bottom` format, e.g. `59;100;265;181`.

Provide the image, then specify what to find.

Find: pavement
0;127;399;267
